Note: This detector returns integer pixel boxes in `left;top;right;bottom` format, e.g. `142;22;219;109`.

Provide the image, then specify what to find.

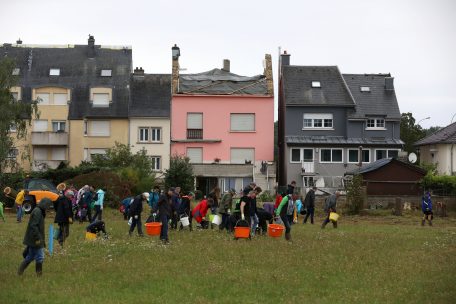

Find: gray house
277;52;403;192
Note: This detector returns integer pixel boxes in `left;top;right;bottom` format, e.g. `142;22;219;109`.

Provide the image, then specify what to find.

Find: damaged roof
414;122;456;146
178;68;267;95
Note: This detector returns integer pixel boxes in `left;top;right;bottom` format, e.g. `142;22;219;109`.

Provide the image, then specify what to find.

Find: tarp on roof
179;68;267;95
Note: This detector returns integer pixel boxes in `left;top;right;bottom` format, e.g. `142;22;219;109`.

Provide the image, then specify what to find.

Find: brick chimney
88;35;95;58
16;38;22;45
281;50;290;66
264;54;274;96
222;59;230;72
171;44;180;94
133;67;145;81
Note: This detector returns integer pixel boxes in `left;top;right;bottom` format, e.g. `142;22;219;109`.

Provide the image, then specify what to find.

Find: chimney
385;77;394;90
264;54;274;96
88;35;95;58
134;67;144;76
171;44;180;94
222;59;230;72
16;38;22;45
281;50;290;66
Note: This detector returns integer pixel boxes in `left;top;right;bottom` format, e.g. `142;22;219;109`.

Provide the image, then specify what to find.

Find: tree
345;174;365;215
164;155;194;194
400;112;426;154
424;126;442;136
0;58;38;173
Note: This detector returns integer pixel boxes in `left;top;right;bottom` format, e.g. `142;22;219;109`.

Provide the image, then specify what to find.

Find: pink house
170;46;275;195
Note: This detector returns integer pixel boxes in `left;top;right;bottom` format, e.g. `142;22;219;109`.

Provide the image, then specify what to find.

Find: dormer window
303;113;333;129
360;86;370;92
366;118;386;130
12;68;20;75
311;81;321;88
101;69;112;77
49;68;60;76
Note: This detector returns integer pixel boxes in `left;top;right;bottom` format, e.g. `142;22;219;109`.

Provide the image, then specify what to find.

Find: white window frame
303;113;334;130
311;81;321;88
52;121;66;133
366;118;386;130
319;148;343;163
139;127;149;142
101;69;112;77
348;149;371;164
374;149;400;161
49;68;60;76
290;148;314;163
151;128;161;142
151;156;161;171
360;86;371;92
230;113;255;132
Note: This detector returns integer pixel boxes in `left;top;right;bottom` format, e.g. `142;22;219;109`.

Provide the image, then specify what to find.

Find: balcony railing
187;129;203;139
31;132;69;146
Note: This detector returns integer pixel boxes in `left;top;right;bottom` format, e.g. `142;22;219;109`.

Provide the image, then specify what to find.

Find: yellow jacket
15;190;25;205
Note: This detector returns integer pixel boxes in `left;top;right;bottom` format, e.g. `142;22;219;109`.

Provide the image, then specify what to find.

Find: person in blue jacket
92;188;105;223
149;186;160;213
421;191;433;226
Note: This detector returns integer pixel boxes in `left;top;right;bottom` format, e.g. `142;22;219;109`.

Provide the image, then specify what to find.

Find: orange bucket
268;224;285;237
234;219;250;239
145;222;162;236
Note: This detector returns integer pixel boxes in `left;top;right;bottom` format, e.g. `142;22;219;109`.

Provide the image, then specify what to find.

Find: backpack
286;197;295;215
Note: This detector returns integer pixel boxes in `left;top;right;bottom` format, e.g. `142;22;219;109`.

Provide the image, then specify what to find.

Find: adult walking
158;188;174;243
92;188;105;222
15;189;26;223
321;191;340;229
128;192;149;237
170;187;181;230
18;198;52;276
303;186;317;224
54;190;74;246
275;193;297;241
178;192;194;230
149;186;160;213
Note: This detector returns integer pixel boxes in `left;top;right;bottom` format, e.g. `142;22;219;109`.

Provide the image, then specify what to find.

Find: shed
345;158;426;195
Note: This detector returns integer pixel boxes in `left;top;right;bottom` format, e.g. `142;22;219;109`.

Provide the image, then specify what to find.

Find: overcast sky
1;0;455;128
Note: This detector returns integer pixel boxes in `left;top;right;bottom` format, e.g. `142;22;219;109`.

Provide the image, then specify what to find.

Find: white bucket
180;216;190;227
212;214;222;225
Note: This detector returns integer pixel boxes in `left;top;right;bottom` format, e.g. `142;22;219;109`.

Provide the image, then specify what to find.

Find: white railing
301;161;314;173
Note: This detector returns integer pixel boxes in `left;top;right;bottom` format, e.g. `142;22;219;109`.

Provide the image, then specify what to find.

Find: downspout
451;144;454;175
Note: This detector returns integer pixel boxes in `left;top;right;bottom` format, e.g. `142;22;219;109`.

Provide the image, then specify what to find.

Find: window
33;147;48;160
187;147;203;163
49;68;60;76
12;68;20;76
320;148;343;163
53;93;67;105
376;149;400;160
151;128;161;142
9;124;17;132
230;114;255;131
84;121;88;135
187;113;203;139
33;120;48;132
36;93;50;105
101;69;112;77
7;148;18;159
291;149;300;162
348;149;370;163
311;81;321;88
88;121;110;136
303;149;314;162
52;121;66;132
51;147;66;161
303;113;333;129
89;149;107;161
139;128;149;142
11;92;18;101
151;156;161;171
366;118;386;129
231;148;254;164
360;86;370;92
92;93;110;107
388;150;399;159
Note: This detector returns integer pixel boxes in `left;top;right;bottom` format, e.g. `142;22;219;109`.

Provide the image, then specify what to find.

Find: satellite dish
408;153;417;164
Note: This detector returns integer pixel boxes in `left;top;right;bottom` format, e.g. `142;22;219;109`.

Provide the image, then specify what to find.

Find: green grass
1;209;455;304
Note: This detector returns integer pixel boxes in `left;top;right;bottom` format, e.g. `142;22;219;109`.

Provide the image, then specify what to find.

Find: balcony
187;129;203;140
301;162;315;174
31;132;69;146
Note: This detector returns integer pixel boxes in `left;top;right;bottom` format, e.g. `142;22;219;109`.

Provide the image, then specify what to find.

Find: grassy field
1;208;455;304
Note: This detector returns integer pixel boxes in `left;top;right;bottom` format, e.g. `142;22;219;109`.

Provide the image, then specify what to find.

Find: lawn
1;208;455;304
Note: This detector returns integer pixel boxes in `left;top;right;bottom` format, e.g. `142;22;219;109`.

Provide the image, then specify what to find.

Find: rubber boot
36;262;43;276
18;260;31;275
285;232;291;241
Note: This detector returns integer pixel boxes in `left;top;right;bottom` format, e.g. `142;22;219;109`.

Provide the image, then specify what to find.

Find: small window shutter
33;148;48;160
90;121;110;136
187;113;203;129
34;120;48;132
187;148;202;163
231;148;254;164
231;114;254;131
54;93;67;105
36;93;50;104
51;148;66;160
93;93;110;106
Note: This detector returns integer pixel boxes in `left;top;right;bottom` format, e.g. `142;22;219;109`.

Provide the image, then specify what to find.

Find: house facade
129;68;171;175
278;52;403;192
2;36;132;170
414;122;456;175
170;46;275;194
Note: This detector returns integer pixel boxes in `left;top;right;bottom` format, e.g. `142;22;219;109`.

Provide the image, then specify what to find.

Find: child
421;192;433;226
86;220;108;238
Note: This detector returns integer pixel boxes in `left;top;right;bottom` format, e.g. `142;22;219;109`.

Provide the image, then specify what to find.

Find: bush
164;155;194;194
345;174;365;215
422;173;456;196
257;190;274;202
